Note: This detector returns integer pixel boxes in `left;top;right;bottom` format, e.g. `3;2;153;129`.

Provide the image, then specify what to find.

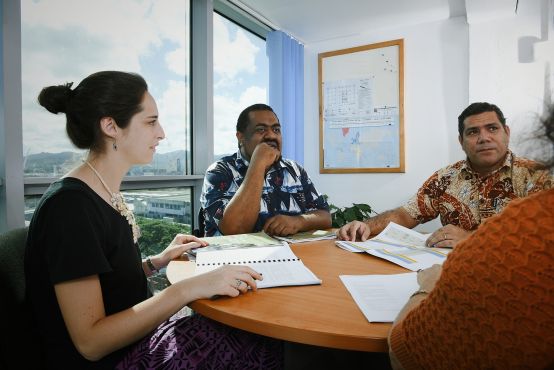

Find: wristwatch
409;289;429;299
146;257;159;273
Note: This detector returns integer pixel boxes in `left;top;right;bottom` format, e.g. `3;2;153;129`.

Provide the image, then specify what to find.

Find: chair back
0;227;43;369
192;207;206;237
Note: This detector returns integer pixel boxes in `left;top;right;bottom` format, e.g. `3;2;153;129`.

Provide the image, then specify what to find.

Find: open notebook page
195;244;322;288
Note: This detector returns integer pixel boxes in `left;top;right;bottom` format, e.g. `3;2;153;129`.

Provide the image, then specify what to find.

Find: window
22;0;191;177
121;188;192;254
20;1;193;264
4;1;270;236
213;12;269;159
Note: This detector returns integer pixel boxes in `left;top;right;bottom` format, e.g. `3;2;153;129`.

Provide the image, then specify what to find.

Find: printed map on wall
319;41;403;172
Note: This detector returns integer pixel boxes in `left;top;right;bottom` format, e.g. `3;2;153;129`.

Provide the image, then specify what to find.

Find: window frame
1;0;25;231
213;0;271;39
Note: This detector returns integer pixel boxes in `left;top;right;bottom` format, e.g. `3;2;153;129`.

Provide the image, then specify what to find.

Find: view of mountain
24;150;191;177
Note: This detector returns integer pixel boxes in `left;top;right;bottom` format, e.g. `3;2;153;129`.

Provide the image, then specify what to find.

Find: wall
303;17;468;231
468;0;553;156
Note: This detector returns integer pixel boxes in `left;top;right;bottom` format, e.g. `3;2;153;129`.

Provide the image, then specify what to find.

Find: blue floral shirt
200;151;329;236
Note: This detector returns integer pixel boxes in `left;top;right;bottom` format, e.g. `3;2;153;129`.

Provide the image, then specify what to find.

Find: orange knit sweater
390;189;554;370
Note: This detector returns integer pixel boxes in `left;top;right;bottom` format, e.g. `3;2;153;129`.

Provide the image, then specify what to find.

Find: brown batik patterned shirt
402;151;552;231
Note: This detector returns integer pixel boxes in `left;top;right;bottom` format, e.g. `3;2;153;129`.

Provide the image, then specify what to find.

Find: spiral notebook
194;244;322;288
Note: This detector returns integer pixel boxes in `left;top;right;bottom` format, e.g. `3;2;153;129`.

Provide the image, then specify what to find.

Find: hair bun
37;82;74;114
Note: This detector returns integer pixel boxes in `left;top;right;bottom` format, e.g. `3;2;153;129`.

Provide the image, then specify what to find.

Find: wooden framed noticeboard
318;39;404;173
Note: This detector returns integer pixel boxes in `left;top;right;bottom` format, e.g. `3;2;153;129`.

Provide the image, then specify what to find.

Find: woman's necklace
84;161;141;244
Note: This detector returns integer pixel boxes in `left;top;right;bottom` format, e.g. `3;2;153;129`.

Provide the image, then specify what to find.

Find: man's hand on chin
249;143;281;172
263;215;301;236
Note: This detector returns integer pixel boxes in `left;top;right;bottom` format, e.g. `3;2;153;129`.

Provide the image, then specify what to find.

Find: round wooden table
166;239;407;352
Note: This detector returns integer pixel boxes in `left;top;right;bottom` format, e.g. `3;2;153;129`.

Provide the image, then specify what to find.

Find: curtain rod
226;0;280;31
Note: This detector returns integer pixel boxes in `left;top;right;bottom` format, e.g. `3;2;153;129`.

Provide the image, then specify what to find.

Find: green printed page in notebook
202;231;280;247
273;230;336;243
188;232;282;258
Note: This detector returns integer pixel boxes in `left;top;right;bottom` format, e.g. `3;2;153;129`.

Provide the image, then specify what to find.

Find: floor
284;342;393;370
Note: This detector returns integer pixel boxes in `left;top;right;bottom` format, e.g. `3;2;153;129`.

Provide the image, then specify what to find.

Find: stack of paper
274;230;336;243
336;222;450;271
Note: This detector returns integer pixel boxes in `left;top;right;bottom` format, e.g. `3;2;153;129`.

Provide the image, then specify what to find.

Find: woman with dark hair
25;71;283;369
388;106;554;369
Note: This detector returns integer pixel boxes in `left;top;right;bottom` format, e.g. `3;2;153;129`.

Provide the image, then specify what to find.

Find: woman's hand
152;234;209;269
186;265;264;300
417;264;442;292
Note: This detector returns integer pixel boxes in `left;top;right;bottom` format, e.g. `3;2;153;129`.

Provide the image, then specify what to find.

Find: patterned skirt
116;313;284;370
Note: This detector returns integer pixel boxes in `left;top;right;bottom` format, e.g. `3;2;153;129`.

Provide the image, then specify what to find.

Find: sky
213;14;268;156
21;0;268;159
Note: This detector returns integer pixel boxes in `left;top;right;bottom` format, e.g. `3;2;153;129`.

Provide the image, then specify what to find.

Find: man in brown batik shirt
337;102;552;248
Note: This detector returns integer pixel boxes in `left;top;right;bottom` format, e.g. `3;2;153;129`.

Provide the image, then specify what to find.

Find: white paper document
340;273;418;322
335;222;450;271
371;222;430;247
195;244;322;289
336;239;395;253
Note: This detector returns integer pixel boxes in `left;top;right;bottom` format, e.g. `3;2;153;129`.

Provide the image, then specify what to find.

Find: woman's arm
55;233;260;361
141;234;208;276
56;264;262;361
388;265;442;370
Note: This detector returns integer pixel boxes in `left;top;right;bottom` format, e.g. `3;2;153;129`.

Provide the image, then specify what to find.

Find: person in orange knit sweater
388;105;554;370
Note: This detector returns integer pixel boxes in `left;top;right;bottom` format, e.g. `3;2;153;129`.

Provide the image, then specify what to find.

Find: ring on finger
234;279;242;289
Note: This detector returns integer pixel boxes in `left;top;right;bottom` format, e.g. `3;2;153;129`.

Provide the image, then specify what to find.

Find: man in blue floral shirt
200;104;331;237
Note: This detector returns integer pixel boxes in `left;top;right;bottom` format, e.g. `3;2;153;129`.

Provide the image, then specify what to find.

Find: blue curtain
266;30;304;164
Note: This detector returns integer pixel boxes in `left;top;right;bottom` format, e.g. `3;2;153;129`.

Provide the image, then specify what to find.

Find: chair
0;227;43;369
192;207;205;237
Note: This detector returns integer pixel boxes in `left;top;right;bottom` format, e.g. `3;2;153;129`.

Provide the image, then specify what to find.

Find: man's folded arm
218;164;265;235
297;209;332;231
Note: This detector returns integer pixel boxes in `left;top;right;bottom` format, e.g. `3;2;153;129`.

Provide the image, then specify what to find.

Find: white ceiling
229;0;519;44
229;0;468;43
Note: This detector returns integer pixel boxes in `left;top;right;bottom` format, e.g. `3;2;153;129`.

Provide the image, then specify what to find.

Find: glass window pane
21;0;191;177
24;195;42;225
25;186;191;294
25;187;192;246
213;12;269;159
122;188;192;257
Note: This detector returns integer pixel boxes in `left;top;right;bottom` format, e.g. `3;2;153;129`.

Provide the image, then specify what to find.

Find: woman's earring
113;140;118;151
